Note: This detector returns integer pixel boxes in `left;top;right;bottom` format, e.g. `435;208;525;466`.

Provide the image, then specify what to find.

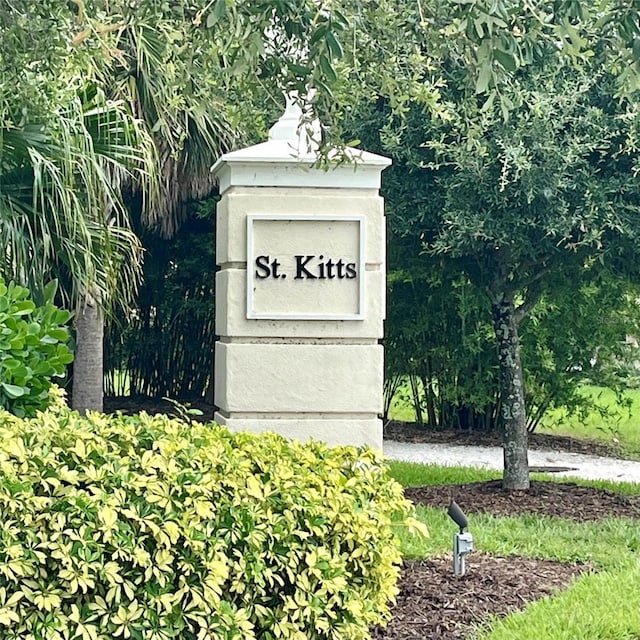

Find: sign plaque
247;214;365;320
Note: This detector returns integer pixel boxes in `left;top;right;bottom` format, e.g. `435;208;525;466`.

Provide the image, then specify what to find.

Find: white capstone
213;160;389;192
211;99;390;193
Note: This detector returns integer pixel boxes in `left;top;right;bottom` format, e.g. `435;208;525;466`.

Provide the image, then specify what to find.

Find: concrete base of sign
215;343;383;413
214;412;383;449
214;342;384;449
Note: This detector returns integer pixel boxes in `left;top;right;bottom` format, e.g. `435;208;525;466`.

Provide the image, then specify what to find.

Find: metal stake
453;531;474;577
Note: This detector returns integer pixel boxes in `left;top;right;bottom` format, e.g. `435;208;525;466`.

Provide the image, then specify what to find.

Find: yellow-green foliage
0;408;415;640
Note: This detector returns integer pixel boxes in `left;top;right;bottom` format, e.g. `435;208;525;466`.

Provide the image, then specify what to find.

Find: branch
514;270;550;324
514;294;538;324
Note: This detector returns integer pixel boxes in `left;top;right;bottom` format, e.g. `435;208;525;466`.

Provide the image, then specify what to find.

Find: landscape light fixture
447;500;474;577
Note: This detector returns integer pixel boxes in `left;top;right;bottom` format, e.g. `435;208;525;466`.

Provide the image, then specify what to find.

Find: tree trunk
492;296;529;490
72;295;104;414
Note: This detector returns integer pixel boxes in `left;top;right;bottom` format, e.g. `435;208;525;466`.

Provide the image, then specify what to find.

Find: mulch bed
379;421;640;639
405;479;640;521
379;477;640;639
104;395;215;421
372;555;588;640
385;477;640;639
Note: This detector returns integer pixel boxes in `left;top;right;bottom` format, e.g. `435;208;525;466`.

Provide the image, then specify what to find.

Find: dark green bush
0;279;72;416
0;407;420;639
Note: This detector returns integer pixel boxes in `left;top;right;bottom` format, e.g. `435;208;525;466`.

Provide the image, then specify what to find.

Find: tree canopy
347;8;640;488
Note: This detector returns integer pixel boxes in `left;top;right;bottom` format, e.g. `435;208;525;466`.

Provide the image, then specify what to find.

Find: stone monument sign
212;101;390;449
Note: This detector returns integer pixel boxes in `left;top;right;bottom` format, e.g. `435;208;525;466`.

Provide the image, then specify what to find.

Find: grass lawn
538;384;640;458
389;382;640;458
388;462;640;640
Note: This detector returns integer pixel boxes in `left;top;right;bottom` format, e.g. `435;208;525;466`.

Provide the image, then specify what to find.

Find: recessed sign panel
247;215;365;320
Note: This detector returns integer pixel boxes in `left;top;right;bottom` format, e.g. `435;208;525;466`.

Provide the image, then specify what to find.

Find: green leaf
206;0;226;28
1;358;21;371
474;16;485;39
319;54;338;83
475;65;492;94
325;31;344;60
288;63;311;77
9;337;25;350
310;25;329;46
33;362;55;376
46;329;69;342
494;49;517;72
11;301;35;316
42;280;59;304
1;383;26;399
28;322;41;334
57;352;74;365
313;77;334;99
53;310;72;324
480;91;496;112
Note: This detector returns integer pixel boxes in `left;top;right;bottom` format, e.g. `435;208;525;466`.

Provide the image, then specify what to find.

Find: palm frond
107;17;236;236
0;90;153;312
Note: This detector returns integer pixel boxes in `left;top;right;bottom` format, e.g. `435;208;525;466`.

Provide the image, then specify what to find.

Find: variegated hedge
0;404;420;640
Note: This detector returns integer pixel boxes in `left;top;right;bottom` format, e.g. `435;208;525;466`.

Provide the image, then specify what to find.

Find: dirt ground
405;478;640;522
104;395;214;421
371;555;588;640
104;400;636;640
383;420;626;459
378;421;640;640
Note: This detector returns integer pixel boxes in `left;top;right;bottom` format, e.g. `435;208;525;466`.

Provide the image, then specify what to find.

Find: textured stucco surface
217;414;383;449
215;342;383;414
214;125;389;448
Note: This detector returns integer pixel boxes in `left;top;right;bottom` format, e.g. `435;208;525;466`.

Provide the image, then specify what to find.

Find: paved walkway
383;440;640;484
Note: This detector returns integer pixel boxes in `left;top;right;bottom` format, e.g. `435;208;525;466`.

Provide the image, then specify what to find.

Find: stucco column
211;101;390;449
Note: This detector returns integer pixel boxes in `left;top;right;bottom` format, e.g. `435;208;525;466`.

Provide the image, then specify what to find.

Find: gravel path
384;439;640;483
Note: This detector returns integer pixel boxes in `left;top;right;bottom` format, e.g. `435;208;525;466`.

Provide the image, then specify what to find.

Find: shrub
0;408;421;640
0;279;73;417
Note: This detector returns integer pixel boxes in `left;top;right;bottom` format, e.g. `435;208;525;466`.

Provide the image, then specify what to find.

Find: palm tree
68;7;245;410
1;83;157;412
0;2;235;411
